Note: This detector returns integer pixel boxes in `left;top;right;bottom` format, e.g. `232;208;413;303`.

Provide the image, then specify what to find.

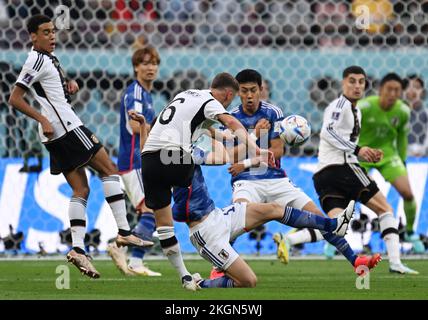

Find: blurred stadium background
0;0;428;257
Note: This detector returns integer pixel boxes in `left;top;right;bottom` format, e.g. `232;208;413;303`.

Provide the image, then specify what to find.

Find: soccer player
8;15;152;279
358;74;420;245
290;66;416;274
107;47;161;277
130;110;355;288
140;72;270;290
228;69;380;274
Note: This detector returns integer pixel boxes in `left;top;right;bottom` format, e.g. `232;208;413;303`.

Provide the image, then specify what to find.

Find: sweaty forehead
38;21;54;32
347;74;365;81
239;82;259;90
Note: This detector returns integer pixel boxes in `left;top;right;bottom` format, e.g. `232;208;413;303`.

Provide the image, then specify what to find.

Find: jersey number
159;98;185;124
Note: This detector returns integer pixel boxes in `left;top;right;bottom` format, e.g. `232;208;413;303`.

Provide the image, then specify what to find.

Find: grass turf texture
0;259;426;300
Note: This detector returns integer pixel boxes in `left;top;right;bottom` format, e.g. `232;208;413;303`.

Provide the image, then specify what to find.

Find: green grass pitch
0;258;427;300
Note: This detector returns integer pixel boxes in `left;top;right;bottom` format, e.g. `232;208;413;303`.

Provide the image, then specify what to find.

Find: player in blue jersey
129;109;357;288
227;69;381;275
107;46;161;277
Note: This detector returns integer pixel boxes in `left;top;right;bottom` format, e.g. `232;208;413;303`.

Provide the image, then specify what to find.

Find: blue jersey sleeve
269;110;284;140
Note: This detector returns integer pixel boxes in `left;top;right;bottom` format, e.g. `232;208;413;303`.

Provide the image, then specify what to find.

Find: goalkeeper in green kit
358;73;424;252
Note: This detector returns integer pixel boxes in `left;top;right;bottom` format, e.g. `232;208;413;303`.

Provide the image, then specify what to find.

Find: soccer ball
279;115;311;146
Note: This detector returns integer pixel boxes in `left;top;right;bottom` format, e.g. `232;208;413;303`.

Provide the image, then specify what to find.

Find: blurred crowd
1;0;428;50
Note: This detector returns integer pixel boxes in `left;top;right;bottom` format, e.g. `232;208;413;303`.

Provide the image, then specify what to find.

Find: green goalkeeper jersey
357;95;410;164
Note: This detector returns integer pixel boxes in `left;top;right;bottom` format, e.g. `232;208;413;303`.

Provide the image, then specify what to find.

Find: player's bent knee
236;274;257;288
73;186;90;199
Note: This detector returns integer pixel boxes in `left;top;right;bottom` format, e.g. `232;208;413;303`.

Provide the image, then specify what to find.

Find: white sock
286;228;324;245
102;175;130;231
379;212;401;265
69;197;87;251
157;226;190;279
129;257;143;268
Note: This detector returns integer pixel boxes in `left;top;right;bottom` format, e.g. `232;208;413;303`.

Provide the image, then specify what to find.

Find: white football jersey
16;49;82;142
143;89;228;154
317;95;361;172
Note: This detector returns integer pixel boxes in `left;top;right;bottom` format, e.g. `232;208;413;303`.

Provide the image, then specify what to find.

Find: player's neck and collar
341;93;359;108
32;46;54;57
136;78;153;93
378;95;396;111
241;101;261;116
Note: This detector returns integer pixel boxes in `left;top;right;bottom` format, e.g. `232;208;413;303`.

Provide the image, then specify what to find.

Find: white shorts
189;203;247;271
120;169;145;210
232;177;311;210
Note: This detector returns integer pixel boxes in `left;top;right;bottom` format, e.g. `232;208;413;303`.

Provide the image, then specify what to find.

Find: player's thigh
363;191;393;215
63;167;90;198
120;169;145;210
391;175;414;200
268;178;312;210
225;256;257;288
190;211;238;271
232;180;263;203
378;156;407;184
88;147;118;177
244;202;283;230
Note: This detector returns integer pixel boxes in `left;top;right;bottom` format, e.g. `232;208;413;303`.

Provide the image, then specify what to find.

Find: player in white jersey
277;66;418;274
141;72;271;290
8;15;152;279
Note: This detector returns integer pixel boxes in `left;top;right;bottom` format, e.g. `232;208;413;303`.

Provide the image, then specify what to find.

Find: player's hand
228;163;246;176
259;149;276;167
254;118;271;138
358;146;379;163
40;118;54;140
67;80;79;95
128;110;146;125
374;149;384;162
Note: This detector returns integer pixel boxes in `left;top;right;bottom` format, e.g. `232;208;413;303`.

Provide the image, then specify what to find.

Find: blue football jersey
230;101;286;183
118;80;156;172
172;165;215;223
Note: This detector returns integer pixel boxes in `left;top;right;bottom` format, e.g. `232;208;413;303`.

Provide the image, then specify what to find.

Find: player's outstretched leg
89;148;153;248
366;192;419;275
64;169;100;279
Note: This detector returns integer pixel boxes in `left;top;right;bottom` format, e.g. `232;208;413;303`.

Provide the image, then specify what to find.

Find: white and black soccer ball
279;115;311;146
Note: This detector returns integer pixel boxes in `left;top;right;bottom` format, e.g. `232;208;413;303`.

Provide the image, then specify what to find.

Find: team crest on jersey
91;134;99;144
331;112;340;120
22;73;34;84
391;117;399;127
218;249;229;260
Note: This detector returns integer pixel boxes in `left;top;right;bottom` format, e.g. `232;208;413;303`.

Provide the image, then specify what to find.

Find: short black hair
380;73;403;88
235;69;262;87
342;66;366;79
211;72;239;92
27;14;52;34
403;74;424;89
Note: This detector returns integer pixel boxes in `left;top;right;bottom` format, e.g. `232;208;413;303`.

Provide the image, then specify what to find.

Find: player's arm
9;53;53;139
9;85;53;139
128;110;147;151
397;109;410;163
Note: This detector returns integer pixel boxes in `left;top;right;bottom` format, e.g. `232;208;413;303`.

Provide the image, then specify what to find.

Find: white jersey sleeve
203;99;227;120
16;51;46;89
317;95;361;172
320;102;358;153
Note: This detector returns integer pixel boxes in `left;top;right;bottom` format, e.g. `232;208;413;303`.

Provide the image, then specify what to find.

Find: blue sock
321;231;357;265
277;207;337;232
200;276;235;288
131;212;155;259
